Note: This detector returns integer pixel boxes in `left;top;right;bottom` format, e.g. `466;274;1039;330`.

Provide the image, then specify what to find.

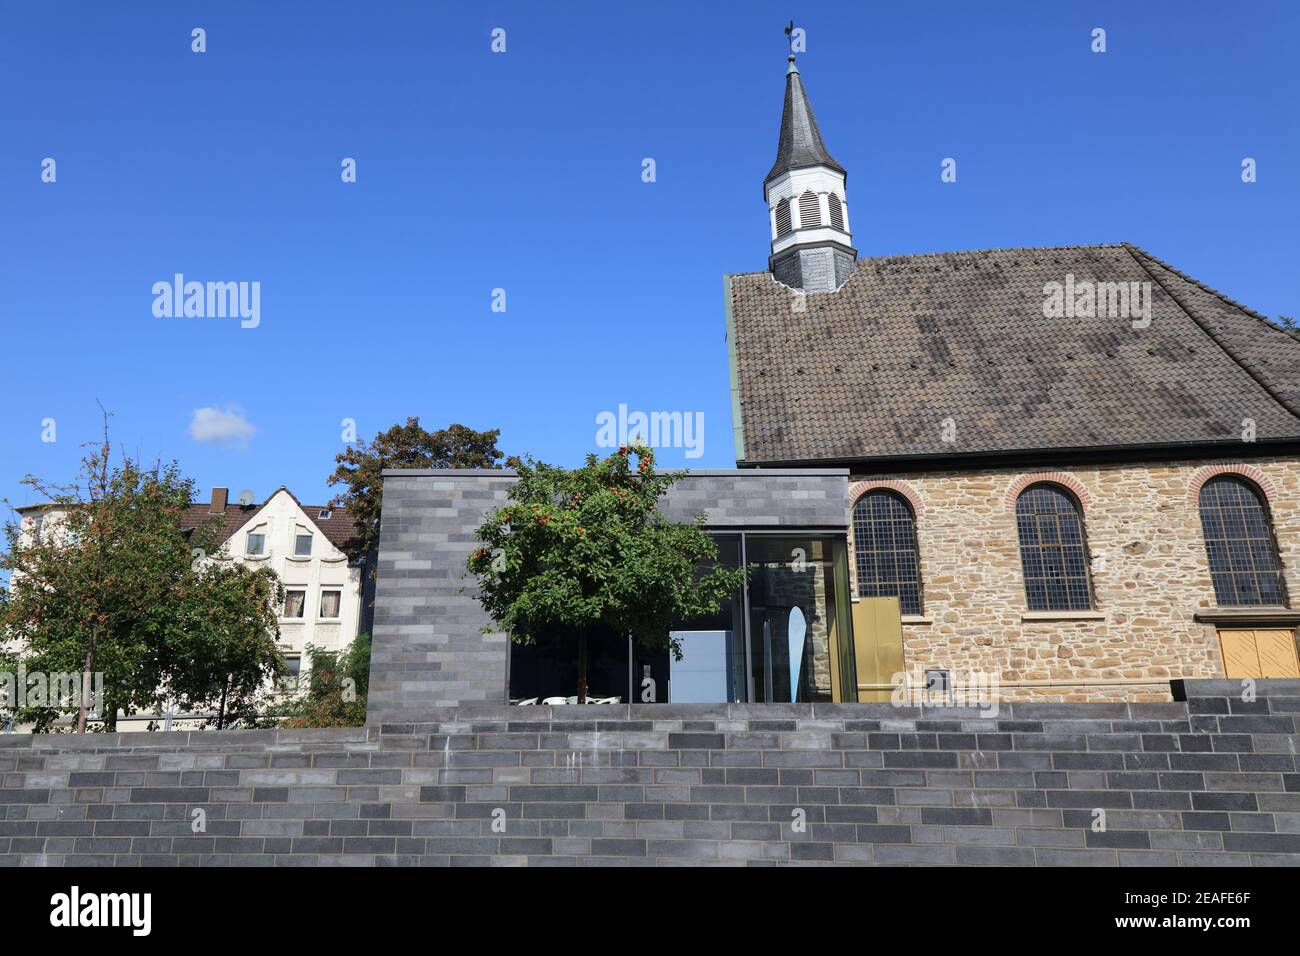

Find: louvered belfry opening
798;190;821;228
828;193;844;231
775;197;792;236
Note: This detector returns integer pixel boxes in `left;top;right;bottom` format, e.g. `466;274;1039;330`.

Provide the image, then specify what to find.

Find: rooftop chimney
209;487;229;514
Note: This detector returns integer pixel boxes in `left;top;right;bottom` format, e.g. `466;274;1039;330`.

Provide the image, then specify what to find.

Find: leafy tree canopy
0;419;284;731
467;445;744;697
267;634;371;728
328;418;515;556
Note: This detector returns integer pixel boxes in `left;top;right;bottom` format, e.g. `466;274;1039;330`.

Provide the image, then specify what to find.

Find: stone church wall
847;457;1300;702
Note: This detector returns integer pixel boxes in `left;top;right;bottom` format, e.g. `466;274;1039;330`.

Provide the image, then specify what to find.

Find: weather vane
785;20;795;55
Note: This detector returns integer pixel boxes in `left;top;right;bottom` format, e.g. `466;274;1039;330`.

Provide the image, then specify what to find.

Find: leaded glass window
1015;484;1093;611
853;490;922;615
1198;475;1287;606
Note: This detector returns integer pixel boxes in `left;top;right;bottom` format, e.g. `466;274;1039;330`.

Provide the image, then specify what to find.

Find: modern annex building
368;53;1300;717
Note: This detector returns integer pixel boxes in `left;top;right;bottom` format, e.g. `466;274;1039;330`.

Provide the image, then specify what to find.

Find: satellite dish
237;490;255;506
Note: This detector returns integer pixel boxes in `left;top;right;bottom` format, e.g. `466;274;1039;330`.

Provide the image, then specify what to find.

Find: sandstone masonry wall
848;457;1300;701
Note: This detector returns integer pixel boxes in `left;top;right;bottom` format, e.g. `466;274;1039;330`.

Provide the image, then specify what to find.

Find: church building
367;52;1300;720
726;53;1300;700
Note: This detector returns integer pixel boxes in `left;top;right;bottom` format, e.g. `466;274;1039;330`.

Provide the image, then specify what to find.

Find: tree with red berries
467;445;743;703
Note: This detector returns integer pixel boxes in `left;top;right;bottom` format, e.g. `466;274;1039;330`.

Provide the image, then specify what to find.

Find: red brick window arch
1003;471;1091;514
1186;463;1277;506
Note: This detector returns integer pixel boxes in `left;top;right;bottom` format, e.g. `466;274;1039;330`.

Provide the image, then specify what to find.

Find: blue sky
1;0;1296;512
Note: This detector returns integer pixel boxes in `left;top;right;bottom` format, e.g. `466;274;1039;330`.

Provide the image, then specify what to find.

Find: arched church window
1015;483;1094;611
1198;475;1288;606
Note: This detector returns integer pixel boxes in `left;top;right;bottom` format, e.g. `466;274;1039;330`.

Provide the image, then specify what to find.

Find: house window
280;654;302;693
1015;483;1094;611
294;533;313;556
284;590;306;619
320;590;341;619
775;198;792;236
318;509;333;520
798;190;821;228
852;490;922;614
246;532;266;556
828;193;844;230
1198;475;1288;607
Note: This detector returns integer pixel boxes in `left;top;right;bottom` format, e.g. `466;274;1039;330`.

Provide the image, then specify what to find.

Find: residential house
7;487;370;728
180;487;371;691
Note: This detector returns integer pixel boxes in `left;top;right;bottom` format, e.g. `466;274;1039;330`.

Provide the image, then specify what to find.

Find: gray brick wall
367;469;849;722
369;472;516;719
3;680;1298;866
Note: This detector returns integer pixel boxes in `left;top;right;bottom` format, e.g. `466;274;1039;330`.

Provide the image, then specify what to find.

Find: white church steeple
764;55;856;292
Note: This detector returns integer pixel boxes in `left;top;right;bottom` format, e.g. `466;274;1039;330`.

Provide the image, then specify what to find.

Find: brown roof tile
179;488;366;558
728;243;1300;464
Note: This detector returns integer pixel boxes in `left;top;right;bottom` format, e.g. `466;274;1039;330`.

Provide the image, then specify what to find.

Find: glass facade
509;531;857;704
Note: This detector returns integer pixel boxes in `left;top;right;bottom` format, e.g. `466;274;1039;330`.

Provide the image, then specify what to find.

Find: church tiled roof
727;243;1300;464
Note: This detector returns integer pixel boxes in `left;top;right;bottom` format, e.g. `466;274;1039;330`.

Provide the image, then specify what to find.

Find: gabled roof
764;57;845;185
180;487;366;557
727;243;1300;465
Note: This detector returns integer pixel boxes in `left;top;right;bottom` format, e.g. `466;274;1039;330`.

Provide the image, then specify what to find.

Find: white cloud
188;405;256;449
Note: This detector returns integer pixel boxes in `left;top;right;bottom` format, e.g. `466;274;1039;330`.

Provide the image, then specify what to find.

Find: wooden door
1217;629;1300;679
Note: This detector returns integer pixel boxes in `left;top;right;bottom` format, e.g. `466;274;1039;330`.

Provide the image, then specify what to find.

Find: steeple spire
762;52;855;293
765;55;846;183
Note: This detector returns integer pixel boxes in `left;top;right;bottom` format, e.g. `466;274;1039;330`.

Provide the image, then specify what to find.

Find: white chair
513;698;538;706
542;696;569;705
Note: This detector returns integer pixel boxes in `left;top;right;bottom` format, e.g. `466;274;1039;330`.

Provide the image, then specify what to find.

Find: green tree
268;633;371;728
466;445;744;703
328;418;515;556
161;562;285;729
0;419;284;731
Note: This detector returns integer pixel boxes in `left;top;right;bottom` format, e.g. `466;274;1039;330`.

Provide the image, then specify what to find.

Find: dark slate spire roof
727;243;1300;464
764;56;846;184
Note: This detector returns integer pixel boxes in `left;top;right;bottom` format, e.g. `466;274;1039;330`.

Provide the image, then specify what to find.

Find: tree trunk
217;678;229;730
577;631;588;705
77;625;98;734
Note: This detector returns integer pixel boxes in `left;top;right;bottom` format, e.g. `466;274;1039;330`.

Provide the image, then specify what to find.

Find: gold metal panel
1218;629;1262;679
853;597;904;703
1254;629;1300;678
